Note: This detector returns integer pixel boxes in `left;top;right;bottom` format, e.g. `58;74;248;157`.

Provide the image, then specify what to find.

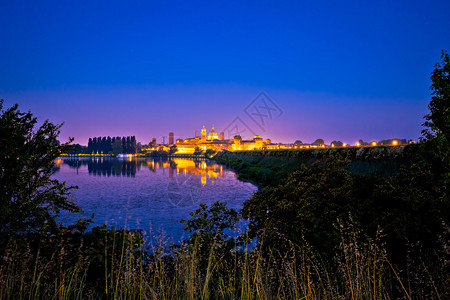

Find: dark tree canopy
312;138;324;145
84;135;137;155
421;50;450;198
122;137;126;153
169;145;177;155
0;100;79;240
422;50;450;140
112;138;123;155
330;140;343;147
242;156;444;261
358;139;369;146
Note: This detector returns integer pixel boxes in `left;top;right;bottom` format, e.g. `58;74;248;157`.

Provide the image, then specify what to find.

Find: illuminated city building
207;125;219;140
142;125;391;155
174;125;266;154
201;126;207;141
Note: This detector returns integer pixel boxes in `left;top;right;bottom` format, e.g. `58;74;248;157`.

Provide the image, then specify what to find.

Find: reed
2;223;439;299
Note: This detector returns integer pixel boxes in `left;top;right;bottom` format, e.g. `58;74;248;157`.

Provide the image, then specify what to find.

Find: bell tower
201;125;207;141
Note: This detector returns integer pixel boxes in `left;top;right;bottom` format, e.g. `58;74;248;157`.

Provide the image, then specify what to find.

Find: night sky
1;1;449;145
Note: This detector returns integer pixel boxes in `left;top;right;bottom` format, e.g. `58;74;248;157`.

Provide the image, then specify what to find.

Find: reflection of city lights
207;170;218;178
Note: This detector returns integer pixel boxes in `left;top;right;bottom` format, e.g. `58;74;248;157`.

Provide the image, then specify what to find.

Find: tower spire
201;125;207;141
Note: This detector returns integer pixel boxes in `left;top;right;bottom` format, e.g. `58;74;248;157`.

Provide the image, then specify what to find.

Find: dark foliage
422;50;450;141
181;201;239;253
0;100;80;241
169;145;177;155
242;155;444;261
312;138;324;145
86;135;137;154
330;140;343;147
421;50;450;201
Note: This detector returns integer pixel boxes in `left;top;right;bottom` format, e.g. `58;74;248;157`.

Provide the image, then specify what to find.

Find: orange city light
371;141;377;146
392;140;398;145
356;142;361;147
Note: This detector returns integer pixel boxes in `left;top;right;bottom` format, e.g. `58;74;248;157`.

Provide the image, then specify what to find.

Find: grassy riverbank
2;144;448;298
0;217;425;299
214;144;423;186
1;100;449;299
213;145;449;298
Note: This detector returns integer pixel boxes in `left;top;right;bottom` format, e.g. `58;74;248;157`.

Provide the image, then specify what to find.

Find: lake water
53;157;257;243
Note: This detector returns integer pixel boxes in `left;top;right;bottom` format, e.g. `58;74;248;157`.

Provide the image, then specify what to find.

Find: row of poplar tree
87;136;137;154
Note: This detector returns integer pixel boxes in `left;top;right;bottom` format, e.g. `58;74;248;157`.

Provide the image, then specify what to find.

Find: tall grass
2;224;440;299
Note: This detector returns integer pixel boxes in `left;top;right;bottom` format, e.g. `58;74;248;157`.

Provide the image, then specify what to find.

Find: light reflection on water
53;158;257;244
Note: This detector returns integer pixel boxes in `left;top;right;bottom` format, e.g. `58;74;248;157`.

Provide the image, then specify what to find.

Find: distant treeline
88;136;137;154
67;136;138;154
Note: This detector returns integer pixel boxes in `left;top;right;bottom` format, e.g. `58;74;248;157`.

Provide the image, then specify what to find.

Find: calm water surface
53;157;257;243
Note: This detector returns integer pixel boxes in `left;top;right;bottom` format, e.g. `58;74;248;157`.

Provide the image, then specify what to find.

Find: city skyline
1;1;449;145
78;125;411;151
0;85;430;146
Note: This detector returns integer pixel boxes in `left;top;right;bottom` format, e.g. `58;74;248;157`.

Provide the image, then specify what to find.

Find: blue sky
1;0;449;144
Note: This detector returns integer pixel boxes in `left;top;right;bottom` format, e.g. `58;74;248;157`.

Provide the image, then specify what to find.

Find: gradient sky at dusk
1;1;449;145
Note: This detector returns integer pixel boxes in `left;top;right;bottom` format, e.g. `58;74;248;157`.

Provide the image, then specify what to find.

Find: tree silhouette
122;137;126;153
126;136;131;153
312;138;324;145
330;140;343;147
421;50;450;196
0;100;79;240
131;136;137;154
88;138;93;153
101;137;107;154
112;138;123;155
107;136;112;154
422;50;450;140
169;145;177;155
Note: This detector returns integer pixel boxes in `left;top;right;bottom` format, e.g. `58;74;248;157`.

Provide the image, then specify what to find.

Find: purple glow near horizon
2;86;427;145
1;1;448;145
